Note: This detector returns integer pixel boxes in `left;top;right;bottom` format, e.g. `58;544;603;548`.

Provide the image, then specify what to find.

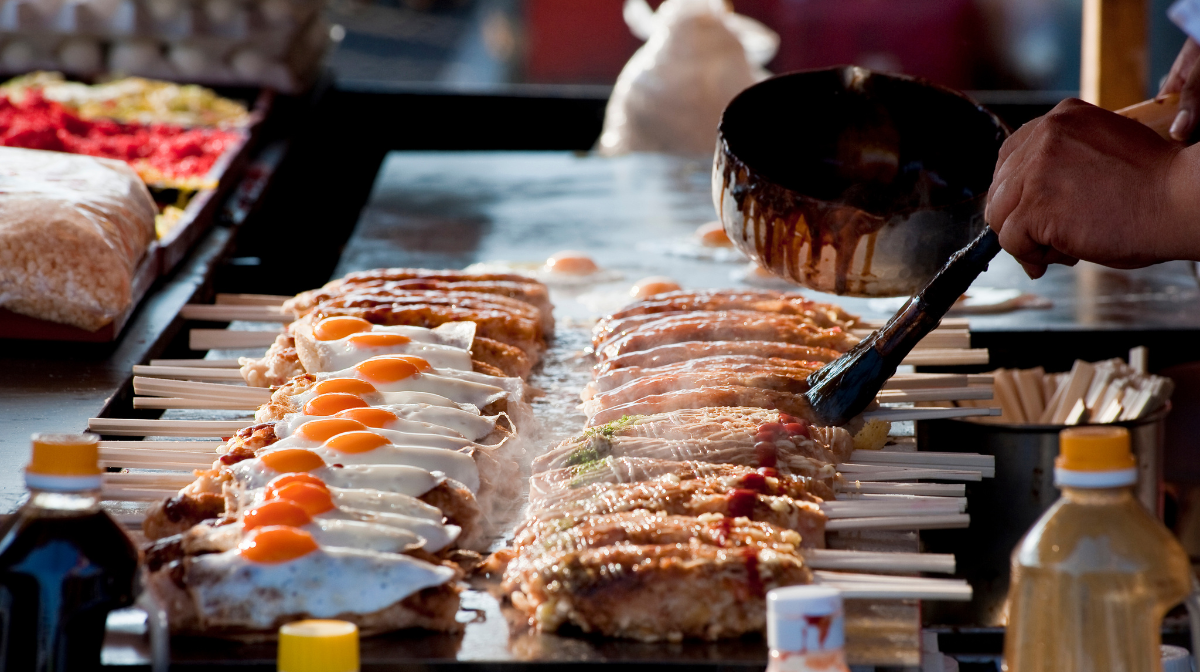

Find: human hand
1160;37;1200;141
985;98;1185;278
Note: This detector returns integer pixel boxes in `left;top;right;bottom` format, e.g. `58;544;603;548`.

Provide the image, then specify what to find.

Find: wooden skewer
836;482;966;497
852;330;971;351
215;293;291;306
99;440;222;450
812;571;972;601
836;464;985;482
190;329;281;350
863;407;1000;423
877;387;993;404
181;304;291;323
132;377;271;403
88;418;250;437
132;365;245;381
133;397;260;411
102;487;183;501
803;549;955;574
847;450;993;469
150;359;242;368
103;473;196;487
825;513;970;531
900;349;990;366
820;500;966;518
884;373;993;389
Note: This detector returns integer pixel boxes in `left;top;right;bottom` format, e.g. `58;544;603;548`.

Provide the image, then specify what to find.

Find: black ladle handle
804;227;1001;425
874;226;1001;357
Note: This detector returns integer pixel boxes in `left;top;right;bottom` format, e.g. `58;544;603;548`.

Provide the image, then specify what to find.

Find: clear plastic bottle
766;586;851;672
1003;426;1193;672
0;433;138;672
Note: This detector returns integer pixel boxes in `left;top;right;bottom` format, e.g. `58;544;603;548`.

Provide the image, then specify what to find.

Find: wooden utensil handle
1116;93;1180;140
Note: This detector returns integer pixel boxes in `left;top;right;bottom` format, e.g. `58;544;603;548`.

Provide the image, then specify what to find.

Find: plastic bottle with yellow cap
1003;426;1193;672
278;619;360;672
0;433;138;671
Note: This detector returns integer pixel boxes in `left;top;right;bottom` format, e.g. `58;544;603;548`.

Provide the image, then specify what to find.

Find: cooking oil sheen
1003;486;1191;672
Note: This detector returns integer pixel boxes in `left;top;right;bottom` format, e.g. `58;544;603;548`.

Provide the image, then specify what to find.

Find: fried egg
299;356;510;410
296;316;475;373
258;432;481;493
185;526;456;630
264;481;459;551
232;500;424;554
629;276;681;300
267;416;476;452
229;448;444;497
275;404;499;442
695;221;733;247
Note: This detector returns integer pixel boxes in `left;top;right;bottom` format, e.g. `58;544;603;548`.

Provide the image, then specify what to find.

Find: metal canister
915;406;1169;627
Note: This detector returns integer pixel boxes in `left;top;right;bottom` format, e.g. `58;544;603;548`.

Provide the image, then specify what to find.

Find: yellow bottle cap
1055;426;1137;487
278;620;359;672
25;434;102;491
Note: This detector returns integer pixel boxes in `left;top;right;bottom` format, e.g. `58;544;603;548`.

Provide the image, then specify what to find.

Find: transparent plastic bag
598;0;779;156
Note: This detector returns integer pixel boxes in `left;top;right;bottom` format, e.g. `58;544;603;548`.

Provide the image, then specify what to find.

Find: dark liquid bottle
0;434;138;672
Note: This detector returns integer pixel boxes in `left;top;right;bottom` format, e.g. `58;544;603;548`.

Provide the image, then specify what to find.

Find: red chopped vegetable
0;91;239;182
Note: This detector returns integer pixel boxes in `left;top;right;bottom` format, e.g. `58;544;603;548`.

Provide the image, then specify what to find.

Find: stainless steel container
915;408;1169;627
713;65;1008;296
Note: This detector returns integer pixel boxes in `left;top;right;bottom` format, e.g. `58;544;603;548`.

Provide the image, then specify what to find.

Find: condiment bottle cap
767;586;844;653
1160;644;1192;672
26;433;101;491
1055;426;1137;487
278;619;359;672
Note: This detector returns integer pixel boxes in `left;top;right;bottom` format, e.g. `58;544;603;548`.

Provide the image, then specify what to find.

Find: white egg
168;43;211;77
108;40;161;74
1;41;36;71
57;37;102;73
229;47;267;79
310;362;509;411
203;0;236;23
146;0;181;21
186;547;456;630
259;0;292;24
210;517;423;555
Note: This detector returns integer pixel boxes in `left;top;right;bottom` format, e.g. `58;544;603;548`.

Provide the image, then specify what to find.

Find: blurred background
325;0;1187;98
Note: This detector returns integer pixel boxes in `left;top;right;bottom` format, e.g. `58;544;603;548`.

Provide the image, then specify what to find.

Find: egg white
258;442;480;493
188;547;456;630
230;459;441;498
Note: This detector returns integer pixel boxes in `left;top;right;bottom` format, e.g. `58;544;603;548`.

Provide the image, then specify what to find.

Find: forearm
1163;142;1200;261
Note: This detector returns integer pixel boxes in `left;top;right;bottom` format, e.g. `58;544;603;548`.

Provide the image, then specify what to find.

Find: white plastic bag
598;0;779;156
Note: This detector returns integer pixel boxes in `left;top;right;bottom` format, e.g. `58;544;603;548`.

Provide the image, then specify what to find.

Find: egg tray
0;87;270;343
0;0;326;92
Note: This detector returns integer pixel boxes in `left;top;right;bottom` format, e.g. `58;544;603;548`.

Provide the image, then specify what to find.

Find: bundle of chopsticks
953;348;1173;425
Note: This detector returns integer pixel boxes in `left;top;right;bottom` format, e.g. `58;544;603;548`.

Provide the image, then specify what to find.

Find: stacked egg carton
0;0;329;92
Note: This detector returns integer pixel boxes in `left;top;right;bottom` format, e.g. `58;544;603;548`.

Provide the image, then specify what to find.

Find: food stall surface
2;150;1198;668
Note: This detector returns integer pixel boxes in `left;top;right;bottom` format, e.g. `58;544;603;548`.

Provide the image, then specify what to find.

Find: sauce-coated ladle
805;94;1182;426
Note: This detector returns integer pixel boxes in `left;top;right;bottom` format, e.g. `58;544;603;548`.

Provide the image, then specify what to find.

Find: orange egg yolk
313;316;373;341
348;332;411;348
311;378;378;397
296;417;369;442
260;449;326;474
544;251;598;275
695;222;733;247
239;525;320;564
335;407;399;428
270;482;335;515
354;356;430;383
323;431;389;454
303;393;369;416
630;276;681;300
241;500;313;531
264;472;329;500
